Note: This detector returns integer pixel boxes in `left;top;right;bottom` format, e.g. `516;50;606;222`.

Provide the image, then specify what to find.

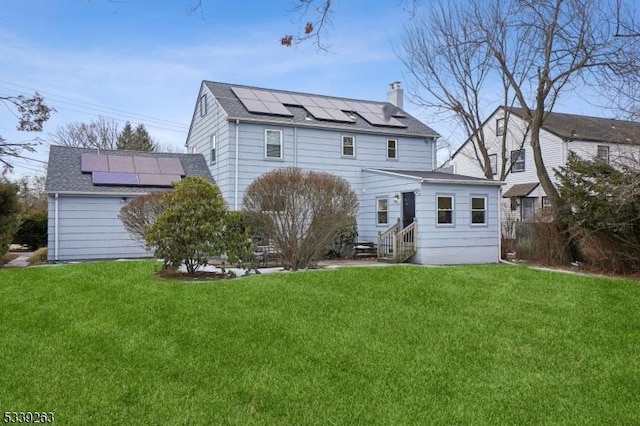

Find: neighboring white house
448;106;640;229
185;81;503;265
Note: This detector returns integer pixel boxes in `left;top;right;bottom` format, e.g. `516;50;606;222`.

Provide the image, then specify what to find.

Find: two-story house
186;81;503;265
449;106;640;229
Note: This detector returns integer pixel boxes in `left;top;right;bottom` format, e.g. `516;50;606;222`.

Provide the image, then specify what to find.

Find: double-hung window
471;196;487;225
376;198;388;225
387;139;397;159
489;153;497;175
209;134;216;164
199;94;208;117
511;149;525;172
496;118;505;136
437;195;454;225
342;135;355;157
265;129;283;159
597;145;610;164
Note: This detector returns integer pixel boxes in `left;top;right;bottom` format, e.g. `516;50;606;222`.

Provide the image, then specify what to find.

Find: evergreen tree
116;122;156;151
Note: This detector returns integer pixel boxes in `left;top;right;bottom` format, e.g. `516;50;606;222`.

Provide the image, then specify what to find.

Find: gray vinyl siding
360;172;421;242
47;195;150;261
361;170;500;265
417;183;500;264
231;122;434;209
186;85;232;207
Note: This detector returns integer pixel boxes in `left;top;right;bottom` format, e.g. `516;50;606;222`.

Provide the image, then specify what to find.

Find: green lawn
1;262;639;425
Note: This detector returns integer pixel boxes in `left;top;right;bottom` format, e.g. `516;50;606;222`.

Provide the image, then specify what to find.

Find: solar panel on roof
326;108;355;122
253;89;279;103
346;101;369;112
92;171;139;185
292;94;317;106
107;155;135;172
80;153;109;173
310;97;334;109
272;92;298;105
358;111;407;128
240;98;272;114
133;156;160;174
362;103;383;114
157;158;185;175
305;106;355;123
230;87;258;100
232;87;294;117
327;99;353;111
138;173;181;187
263;101;294;116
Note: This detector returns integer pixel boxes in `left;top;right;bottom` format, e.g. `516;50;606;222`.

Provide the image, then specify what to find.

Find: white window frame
387;139;397;159
470;195;488;226
496;117;505;136
209;134;216;165
597;145;610;164
511;149;525;172
376;197;388;226
265;129;283;159
199;94;208;117
342;135;355;157
437;195;455;226
489;153;497;175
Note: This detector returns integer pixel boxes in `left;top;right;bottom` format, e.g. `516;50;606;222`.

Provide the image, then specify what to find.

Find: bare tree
244;168;359;270
400;2;531;180
0;93;54;173
119;192;165;245
278;0;421;49
50;116;120;149
402;0;640;261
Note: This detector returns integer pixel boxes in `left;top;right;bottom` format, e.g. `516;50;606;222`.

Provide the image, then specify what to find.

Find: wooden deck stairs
377;219;417;263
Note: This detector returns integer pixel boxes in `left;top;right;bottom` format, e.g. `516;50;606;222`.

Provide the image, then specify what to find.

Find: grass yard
1;262;639;425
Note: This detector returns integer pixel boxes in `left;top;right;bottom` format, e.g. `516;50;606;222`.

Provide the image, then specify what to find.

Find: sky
0;0;612;178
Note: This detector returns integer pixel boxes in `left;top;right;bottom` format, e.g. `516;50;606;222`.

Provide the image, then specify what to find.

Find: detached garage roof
46;145;213;194
502;182;539;198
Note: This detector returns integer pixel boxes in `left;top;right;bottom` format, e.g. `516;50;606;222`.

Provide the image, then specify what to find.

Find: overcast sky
0;0;610;177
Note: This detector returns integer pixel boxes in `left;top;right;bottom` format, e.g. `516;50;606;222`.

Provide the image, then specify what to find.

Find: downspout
234;119;240;210
497;187;502;262
431;137;437;169
54;193;59;261
294;126;298;167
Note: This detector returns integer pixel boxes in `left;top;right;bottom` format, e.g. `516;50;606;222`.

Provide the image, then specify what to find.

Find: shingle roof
364;168;503;185
502;182;539;198
202;81;440;138
510;107;640;144
45;145;213;194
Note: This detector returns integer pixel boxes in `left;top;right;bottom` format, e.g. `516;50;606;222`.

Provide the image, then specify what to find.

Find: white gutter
234;119;240;210
54;193;59;261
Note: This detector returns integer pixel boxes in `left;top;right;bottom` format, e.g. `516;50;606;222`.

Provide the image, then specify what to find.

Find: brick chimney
387;81;403;109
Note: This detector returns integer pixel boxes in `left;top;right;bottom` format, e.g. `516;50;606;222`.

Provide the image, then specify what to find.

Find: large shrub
244;167;359;270
145;176;227;274
119;191;165;244
14;208;47;249
0;182;21;258
556;152;640;273
222;211;258;273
